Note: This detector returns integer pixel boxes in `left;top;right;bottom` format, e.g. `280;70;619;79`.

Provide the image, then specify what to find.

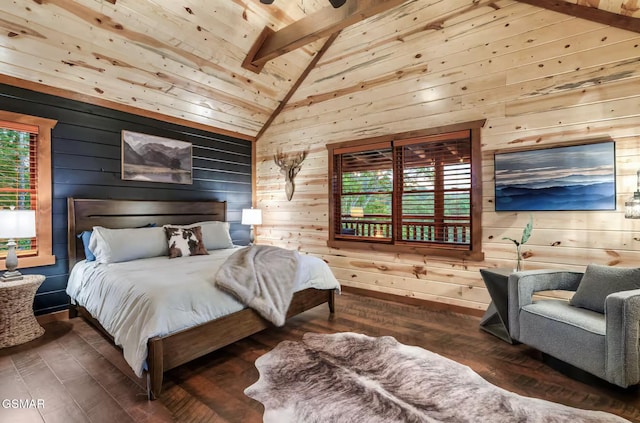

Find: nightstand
0;274;45;348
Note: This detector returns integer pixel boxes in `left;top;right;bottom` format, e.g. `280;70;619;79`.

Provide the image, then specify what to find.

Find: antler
274;150;307;175
273;150;288;171
273;149;308;201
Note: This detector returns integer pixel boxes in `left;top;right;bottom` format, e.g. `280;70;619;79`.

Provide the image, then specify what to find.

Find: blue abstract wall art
494;141;616;211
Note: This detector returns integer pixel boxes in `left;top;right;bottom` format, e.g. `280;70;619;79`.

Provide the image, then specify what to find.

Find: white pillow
89;226;168;263
176;221;234;250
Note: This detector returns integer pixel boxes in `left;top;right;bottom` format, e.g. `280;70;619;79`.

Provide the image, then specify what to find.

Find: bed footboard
146;288;334;399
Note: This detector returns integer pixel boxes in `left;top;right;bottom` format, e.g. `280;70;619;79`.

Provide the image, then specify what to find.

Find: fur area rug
245;332;630;423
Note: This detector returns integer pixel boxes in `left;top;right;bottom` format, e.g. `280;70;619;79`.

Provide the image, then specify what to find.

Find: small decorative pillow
570;264;640;313
164;225;209;258
77;230;96;261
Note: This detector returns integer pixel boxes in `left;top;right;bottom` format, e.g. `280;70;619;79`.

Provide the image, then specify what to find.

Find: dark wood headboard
67;198;227;268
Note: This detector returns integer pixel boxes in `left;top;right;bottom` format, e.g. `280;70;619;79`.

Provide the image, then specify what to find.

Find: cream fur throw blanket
215;245;299;326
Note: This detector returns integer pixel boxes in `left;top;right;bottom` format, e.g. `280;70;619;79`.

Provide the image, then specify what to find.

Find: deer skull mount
273;149;308;201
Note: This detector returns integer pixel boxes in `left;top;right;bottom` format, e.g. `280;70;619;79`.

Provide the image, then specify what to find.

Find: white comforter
66;248;340;377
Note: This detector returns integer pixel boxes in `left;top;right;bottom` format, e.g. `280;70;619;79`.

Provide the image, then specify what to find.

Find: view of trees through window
0;127;36;254
341;168;393;238
340;164;471;243
335;135;473;246
329;122;484;257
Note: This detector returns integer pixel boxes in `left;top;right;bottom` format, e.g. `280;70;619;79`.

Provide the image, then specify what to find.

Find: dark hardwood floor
1;292;638;422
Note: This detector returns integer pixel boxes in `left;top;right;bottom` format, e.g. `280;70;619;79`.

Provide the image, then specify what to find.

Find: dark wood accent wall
0;83;252;315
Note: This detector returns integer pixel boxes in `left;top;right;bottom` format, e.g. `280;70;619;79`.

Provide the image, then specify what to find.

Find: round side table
0;274;45;348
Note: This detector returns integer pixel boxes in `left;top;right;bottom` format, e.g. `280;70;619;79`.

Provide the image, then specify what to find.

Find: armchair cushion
569;264;640;313
519;300;606;381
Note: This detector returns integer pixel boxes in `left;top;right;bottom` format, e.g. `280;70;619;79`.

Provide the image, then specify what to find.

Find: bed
66;198;338;399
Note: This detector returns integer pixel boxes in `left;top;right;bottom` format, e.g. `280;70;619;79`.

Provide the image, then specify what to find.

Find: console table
0;274;45;348
479;268;514;344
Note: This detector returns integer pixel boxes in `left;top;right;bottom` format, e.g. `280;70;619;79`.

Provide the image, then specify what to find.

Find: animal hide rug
245;332;630;423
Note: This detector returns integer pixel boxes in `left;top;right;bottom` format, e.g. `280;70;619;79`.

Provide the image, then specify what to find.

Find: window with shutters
327;120;484;260
0;111;57;269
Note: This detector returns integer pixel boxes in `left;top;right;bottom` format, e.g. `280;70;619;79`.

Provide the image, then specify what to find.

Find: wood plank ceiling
0;0;638;141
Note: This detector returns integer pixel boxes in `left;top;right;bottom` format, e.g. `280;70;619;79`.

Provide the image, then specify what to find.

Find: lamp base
249;225;255;246
1;270;24;282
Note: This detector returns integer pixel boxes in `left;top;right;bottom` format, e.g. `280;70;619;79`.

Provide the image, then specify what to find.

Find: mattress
66;247;340;376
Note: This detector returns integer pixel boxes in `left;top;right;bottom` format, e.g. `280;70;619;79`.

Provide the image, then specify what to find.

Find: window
0;111;57;269
328;120;484;260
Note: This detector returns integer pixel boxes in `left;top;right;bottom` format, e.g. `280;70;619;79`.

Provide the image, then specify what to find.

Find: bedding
215;245;299;326
66;248;340;377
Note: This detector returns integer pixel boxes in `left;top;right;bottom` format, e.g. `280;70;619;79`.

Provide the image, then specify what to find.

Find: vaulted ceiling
0;0;638;141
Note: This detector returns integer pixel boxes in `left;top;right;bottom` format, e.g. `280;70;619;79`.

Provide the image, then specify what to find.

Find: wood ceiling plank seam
400;40;640;113
504;75;640;117
118;0;316;82
92;0;254;63
0;75;255;141
329;0;489;46
292;7;577;100
2;9;282;110
281;91;464;127
249;0;409;67
515;0;640;33
31;0;283;100
506;34;640;85
0;41;267;131
255;31;341;141
282;21;628;118
234;0;326;28
125;3;324;83
462;67;640;113
276;74;498;132
296;9;581;97
277;92;638;143
0;55;262;135
139;0;263;50
320;0;524;66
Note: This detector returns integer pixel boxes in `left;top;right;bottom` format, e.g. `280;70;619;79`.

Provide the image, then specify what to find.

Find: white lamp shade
241;208;262;225
0;209;36;239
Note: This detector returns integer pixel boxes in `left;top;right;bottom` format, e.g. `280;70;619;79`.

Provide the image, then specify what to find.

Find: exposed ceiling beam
256;31;342;141
243;0;407;73
516;0;640;34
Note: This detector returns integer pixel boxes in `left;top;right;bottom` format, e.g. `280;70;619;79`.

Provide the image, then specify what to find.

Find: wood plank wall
255;0;640;312
0;84;252;315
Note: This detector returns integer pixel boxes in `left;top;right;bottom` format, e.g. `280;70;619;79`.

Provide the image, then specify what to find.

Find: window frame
327;120;485;261
0;110;57;270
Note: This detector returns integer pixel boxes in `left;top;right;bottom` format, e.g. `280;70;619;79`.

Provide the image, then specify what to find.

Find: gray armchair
508;266;640;388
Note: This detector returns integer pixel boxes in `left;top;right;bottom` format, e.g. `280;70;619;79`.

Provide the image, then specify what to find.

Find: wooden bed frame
67;197;335;399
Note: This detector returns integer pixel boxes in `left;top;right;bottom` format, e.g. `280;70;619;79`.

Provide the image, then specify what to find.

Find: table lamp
0;208;36;282
242;208;262;245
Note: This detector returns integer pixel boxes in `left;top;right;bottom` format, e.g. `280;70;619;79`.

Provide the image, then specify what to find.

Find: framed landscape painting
121;130;192;184
494;141;615;211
